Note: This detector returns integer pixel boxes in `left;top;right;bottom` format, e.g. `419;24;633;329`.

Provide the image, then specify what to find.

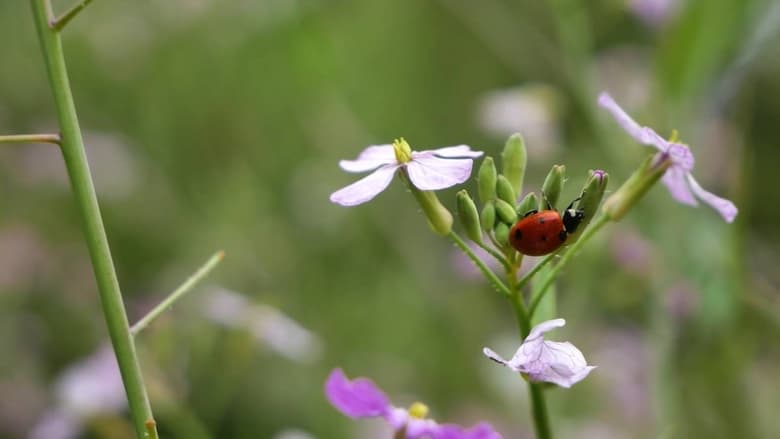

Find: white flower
329;139;483;206
483;319;595;388
598;92;738;223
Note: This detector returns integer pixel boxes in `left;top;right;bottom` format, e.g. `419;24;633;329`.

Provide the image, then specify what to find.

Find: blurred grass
1;0;779;438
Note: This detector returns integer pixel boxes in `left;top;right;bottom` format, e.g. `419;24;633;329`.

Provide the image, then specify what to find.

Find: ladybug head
562;199;585;233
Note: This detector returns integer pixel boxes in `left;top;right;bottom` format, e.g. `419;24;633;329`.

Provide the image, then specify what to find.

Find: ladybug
509;196;585;256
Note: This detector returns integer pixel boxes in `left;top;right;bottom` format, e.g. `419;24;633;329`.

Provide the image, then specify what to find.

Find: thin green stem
506;257;530;336
449;231;512;298
505;253;546;437
131;250;225;336
51;0;94;31
30;1;156;437
528;214;609;317
516;252;557;290
475;240;511;272
528;383;552;439
0;133;61;145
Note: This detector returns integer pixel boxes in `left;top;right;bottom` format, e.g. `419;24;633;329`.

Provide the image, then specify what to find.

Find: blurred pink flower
330;139;483;206
609;228;655;276
629;0;681;28
29;346;126;439
203;288;322;363
325;369;502;439
483;319;595;388
477;84;562;159
598;92;737;222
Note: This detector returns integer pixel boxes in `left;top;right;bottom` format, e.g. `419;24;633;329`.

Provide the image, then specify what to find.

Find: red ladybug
509;197;584;256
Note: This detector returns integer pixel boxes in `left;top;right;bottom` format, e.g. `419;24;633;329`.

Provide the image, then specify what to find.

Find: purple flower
325;368;502;439
483;319;595;388
598;92;738;223
330;139;483;206
629;0;680;28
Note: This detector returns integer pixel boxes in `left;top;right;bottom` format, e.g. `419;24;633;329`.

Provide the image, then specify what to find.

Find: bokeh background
1;0;779;438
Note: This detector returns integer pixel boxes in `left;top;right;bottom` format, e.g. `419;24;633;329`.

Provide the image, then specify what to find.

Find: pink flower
325;369;502;439
598;92;738;223
483;319;595;388
330;139;483;206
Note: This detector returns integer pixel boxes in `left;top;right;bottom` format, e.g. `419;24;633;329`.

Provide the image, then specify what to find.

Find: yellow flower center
669;129;681;144
408;402;429;419
393;138;413;164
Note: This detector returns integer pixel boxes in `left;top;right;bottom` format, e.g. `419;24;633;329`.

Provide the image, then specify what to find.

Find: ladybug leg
523;209;539;218
565;196;583;211
541;192;553;210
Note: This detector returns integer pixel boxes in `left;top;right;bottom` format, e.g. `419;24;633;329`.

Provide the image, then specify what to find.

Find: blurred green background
1;0;779;438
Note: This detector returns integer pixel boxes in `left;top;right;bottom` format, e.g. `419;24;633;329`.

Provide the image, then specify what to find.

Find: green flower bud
494;222;510;247
566;169;609;242
496;175;517;207
516;192;538;217
501;133;527;195
540;164;565;210
456;190;482;243
481;201;496;232
409;185;453;235
478;156;497;203
495;199;518;225
603;154;671;221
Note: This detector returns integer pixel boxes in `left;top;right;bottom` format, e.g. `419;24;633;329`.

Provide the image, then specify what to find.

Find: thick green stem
528;214;609;317
30;1;157;437
0;133;61;144
528;383;552;439
506;259;548;438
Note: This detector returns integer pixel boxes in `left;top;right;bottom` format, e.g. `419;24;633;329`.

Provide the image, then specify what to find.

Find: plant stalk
131;250;225;336
0;133;61;144
528;382;552;439
30;1;157;437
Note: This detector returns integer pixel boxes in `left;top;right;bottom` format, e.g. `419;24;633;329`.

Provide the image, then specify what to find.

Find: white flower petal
599;93;681;156
420;145;483;158
482;347;517;370
526;318;566;341
406;156;473;191
598;93;655;146
523;340;594;388
329;164;399;206
339;145;397;172
661;167;697;206
686;174;738;223
666;143;694;171
484;318;594;388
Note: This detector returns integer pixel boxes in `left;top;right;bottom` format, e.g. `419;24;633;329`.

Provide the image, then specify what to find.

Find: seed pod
409;185;453;235
604;154;670;221
566;169;609;242
495;199;518;225
494;222;510;247
516;192;538;217
496;175;517;207
481;200;496;232
540;164;565;210
501;133;527;195
478;157;497;203
456;190;482;243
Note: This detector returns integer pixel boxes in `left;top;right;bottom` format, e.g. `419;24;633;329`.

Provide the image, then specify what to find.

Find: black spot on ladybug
538;217;545;224
514;229;522;240
558;230;567;242
540;235;547;242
